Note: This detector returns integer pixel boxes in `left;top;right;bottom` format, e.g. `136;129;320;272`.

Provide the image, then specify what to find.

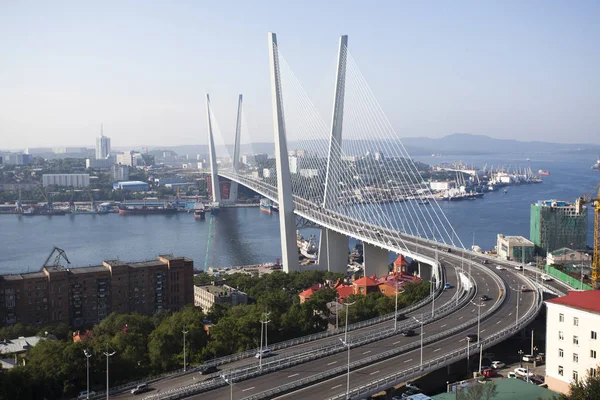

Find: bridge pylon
268;32;299;273
206;94;221;203
229;94;243;203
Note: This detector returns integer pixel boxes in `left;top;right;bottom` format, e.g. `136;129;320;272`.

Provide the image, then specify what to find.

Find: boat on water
592;157;600;170
297;231;318;260
193;203;205;220
22;207;67;216
417;200;430;205
260;198;273;214
209;201;220;215
503;188;508;194
118;200;177;216
538;170;550;176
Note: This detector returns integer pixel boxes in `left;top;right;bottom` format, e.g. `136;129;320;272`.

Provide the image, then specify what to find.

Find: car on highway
199;365;219;375
522;354;535;362
521;285;530;292
396;313;407;321
78;391;97;399
400;329;415;337
131;383;149;395
528;376;545;385
541;274;553;281
466;334;478;342
514;265;523;270
255;348;272;358
444;282;452;290
482;259;489;264
480;295;490;301
514;367;534;377
495;265;505;271
491;360;505;369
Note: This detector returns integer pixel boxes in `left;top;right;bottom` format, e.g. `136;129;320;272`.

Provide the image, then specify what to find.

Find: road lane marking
327;361;337;365
404;358;413;363
434;348;441;352
481;329;486;333
393;340;402;345
508;313;513;316
362;350;371;355
332;384;342;390
370;370;380;375
496;321;502;325
288;373;299;378
471;309;475;312
441;324;447;328
242;387;255;392
458;316;464;320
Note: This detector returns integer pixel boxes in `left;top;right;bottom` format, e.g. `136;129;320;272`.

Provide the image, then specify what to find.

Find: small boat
193;203;205;220
503;188;508;194
538;170;550;176
210;201;220;215
592;157;600;170
417;200;430;205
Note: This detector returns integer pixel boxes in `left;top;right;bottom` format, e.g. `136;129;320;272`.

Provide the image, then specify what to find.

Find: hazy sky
1;1;599;150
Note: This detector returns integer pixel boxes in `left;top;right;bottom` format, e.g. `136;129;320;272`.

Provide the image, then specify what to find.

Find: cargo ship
22;207;67;216
193;203;205;220
118;200;177;216
296;231;318;260
260;198;273;213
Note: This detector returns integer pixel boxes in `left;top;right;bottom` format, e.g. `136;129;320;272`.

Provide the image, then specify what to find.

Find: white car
495;265;505;271
522;354;534;362
514;265;523;271
514;367;534;377
491;361;505;369
255;348;272;359
541;274;553;281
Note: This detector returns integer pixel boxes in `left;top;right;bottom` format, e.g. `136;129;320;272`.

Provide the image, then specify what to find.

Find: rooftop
546;290;600;314
69;265;109;274
0;335;55;355
498;234;534;245
353;276;379;287
432;378;556;400
196;284;243;296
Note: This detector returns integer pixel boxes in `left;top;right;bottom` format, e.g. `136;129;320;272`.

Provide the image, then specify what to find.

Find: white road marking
434;348;441;352
393;341;402;345
370;370;380;375
242;387;255;392
441;324;447;328
481;329;486;333
509;313;513;316
496;321;502;324
288;373;299;378
331;384;342;390
327;361;337;365
362;350;371;355
458;339;465;342
404;358;413;363
458;316;464;320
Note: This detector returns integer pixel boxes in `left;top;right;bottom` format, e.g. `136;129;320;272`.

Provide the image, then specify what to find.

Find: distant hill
153;134;600;158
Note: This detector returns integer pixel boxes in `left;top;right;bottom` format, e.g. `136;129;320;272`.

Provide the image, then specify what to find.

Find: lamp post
518;349;524;368
340;301;356;399
394;283;404;331
259;312;271;370
509;285;521;327
470;300;485;345
83;349;92;400
103;344;116;400
182;326;189;372
466;337;472;374
335;292;340;330
431;277;436;317
413;315;424;369
221;375;233;400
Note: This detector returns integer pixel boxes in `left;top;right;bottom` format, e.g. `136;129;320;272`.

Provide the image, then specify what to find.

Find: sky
0;0;599;150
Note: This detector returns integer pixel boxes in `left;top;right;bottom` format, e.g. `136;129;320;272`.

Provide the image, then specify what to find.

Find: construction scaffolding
529;199;588;255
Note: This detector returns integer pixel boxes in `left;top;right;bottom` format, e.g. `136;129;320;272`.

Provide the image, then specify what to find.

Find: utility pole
413;315;424;369
84;349;92;400
340;301;356;399
470;300;485;345
531;329;534;355
103;344;116;400
478;344;483;375
182;326;189;372
335;292;339;330
259;312;271;370
394;282;402;331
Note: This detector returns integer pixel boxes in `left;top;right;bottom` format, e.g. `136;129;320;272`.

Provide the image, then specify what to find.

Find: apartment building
545;290;600;394
193;284;248;312
0;255;193;329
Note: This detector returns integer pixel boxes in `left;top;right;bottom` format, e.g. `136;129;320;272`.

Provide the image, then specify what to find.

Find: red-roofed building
352;276;379;295
545;290;600;394
299;283;324;304
336;285;354;301
393;255;410;274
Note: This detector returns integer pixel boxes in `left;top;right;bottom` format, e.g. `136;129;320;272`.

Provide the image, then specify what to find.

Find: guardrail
324;276;543;399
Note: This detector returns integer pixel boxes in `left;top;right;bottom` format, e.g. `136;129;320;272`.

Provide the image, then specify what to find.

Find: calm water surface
0;152;597;274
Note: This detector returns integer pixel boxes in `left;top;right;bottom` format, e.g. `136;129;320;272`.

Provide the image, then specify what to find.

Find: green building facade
530;200;587;255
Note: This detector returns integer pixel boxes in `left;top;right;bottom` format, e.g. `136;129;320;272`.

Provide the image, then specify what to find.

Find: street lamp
259;312;271;370
431;277;436;317
182;326;189;372
412;315;424;369
470;300;486;345
221;375;233;400
83;349;92;400
394;283;405;331
340;301;356;399
509;286;521;327
103;344;116;400
518;349;524;368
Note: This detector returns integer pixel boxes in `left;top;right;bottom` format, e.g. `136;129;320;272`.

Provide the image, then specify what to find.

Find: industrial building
193;283;248;312
545;290;600;394
42;174;90;188
530;199;588;255
112;181;149;191
0;255;193;328
496;234;535;262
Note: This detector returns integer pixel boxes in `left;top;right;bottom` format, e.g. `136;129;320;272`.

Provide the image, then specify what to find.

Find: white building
116;151;142;167
86;157;113;169
300;169;319;179
95;131;111;160
112;164;129;181
289;156;299;174
42;174;90;188
496;234;535;262
263;168;275;179
430;181;456;191
545;291;600;394
193;284;248;312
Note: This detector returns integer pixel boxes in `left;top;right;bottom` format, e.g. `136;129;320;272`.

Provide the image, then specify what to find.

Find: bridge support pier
229;94;243;204
206;94;221;204
363;243;389;277
318;228;348;274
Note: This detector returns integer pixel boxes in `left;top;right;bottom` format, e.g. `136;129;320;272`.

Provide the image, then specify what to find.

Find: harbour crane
577;184;600;288
42;247;71;271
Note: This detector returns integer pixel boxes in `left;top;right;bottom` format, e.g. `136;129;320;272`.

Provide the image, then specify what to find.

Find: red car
482;368;497;378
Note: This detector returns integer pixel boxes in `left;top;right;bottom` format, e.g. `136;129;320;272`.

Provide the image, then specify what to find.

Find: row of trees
0;270;430;399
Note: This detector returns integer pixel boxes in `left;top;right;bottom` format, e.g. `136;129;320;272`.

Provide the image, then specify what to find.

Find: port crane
42;247;71;271
577;184;600;288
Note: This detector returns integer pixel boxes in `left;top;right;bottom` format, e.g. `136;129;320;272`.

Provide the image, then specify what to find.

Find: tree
456;381;497;400
560;367;600;399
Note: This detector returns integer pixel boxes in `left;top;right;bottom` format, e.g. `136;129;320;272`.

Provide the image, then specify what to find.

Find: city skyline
1;1;599;149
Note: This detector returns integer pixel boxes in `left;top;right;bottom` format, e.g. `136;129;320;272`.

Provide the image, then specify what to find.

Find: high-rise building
112;164;129;181
95;124;111;160
530;199;588;254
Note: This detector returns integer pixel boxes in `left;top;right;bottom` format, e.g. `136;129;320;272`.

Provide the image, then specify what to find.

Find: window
574;335;579;345
559;348;564;358
592;331;598;340
559;331;564;340
559;365;564;376
573;353;579;363
559;313;564;322
591;350;597;359
573;370;579;381
574;317;579;326
592;368;598;378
